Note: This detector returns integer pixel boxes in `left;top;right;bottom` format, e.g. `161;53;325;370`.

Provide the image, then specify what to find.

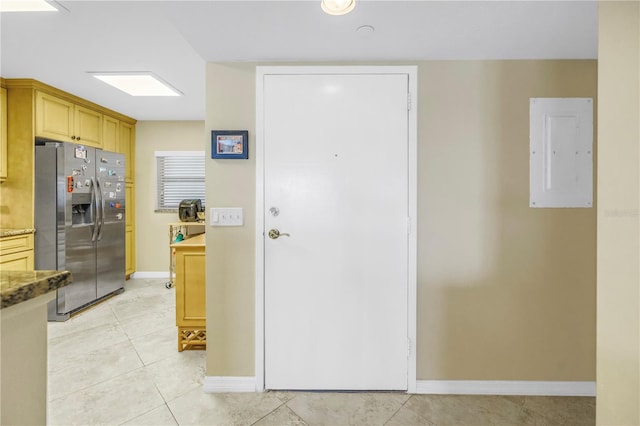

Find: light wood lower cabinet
0;234;34;271
125;230;134;276
125;183;135;277
171;234;206;351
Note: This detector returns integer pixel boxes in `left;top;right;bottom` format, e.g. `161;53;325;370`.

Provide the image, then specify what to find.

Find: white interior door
262;72;410;390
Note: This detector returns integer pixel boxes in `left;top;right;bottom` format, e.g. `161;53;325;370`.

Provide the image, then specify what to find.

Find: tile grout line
382;394;414;426
116;402;173;426
248;400;290;426
283;396;313;426
47;369;137;404
167;402;181;426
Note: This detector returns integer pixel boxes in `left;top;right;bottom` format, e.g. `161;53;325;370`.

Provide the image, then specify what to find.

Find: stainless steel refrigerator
35;142;126;321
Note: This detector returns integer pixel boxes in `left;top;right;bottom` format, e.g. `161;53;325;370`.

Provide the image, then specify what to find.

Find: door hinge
407;216;411;235
408;338;412;355
407;93;412;111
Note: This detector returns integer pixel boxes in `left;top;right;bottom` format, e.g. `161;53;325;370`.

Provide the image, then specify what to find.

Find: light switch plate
210;207;243;226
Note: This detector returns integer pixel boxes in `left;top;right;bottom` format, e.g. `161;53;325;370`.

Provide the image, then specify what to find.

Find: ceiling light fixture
356;25;375;35
89;72;182;97
321;0;355;16
0;0;61;12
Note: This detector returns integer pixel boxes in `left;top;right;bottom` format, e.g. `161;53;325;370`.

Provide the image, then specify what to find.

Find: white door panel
264;73;409;390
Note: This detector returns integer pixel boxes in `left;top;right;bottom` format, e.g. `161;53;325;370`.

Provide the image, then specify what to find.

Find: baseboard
130;271;170;279
203;377;594;396
415;380;596;397
203;376;257;393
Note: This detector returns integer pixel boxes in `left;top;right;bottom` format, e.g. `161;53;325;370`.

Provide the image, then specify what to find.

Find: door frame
255;66;418;393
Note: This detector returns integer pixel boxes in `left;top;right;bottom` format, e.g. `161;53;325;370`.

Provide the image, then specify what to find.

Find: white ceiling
0;0;598;121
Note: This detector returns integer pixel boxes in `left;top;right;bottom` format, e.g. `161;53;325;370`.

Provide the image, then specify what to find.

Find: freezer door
34;145;61;271
96;150;126;298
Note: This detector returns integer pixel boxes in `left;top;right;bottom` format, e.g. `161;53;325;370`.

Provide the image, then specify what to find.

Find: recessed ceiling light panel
0;0;60;12
321;0;355;16
89;72;182;97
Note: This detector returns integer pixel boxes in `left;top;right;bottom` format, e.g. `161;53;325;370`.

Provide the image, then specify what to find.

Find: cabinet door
125;229;134;276
125;183;135;276
125;183;134;226
35;91;74;142
0;87;7;182
119;122;135;182
102;116;119;152
175;250;206;326
0;250;34;271
74;105;102;147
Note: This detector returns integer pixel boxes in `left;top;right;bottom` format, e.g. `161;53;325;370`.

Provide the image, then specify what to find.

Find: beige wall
596;2;640;425
205;65;257;375
205;61;597;381
135;120;205;272
418;61;596;380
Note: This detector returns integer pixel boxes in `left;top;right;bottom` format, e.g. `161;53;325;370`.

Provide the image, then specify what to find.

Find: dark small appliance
179;199;202;222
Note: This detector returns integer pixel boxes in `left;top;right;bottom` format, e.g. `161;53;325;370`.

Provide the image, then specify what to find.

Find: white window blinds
156;151;205;210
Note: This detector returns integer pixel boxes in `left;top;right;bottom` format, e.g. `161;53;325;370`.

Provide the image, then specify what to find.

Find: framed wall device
211;130;249;159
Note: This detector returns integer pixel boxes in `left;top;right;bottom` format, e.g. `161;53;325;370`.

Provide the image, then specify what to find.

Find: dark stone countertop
1;271;72;309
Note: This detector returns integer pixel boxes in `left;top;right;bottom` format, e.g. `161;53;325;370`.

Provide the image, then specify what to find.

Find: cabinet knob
76;136;81;141
71;135;76;140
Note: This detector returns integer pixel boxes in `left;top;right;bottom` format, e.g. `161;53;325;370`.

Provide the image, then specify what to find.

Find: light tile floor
47;278;595;426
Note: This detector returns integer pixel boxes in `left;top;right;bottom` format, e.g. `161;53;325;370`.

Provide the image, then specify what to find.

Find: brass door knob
268;229;290;239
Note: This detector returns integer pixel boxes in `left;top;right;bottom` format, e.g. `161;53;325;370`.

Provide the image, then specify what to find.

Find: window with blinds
156;151;205;210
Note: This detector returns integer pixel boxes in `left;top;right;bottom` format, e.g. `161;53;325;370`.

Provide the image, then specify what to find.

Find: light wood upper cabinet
74;105;102;147
119;121;135;182
1;87;7;182
102;115;119;152
35;91;74;143
35;91;103;147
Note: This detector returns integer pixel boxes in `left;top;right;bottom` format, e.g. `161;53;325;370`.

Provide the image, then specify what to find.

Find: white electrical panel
530;98;593;208
210;207;244;226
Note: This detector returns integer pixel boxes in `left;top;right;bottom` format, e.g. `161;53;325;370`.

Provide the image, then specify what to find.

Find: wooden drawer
0;234;34;256
0;249;34;271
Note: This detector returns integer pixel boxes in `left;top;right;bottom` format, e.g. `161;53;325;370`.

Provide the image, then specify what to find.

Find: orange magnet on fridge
67;176;74;192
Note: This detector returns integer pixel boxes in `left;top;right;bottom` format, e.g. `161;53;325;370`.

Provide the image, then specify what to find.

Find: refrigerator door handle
90;177;100;242
97;177;106;241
